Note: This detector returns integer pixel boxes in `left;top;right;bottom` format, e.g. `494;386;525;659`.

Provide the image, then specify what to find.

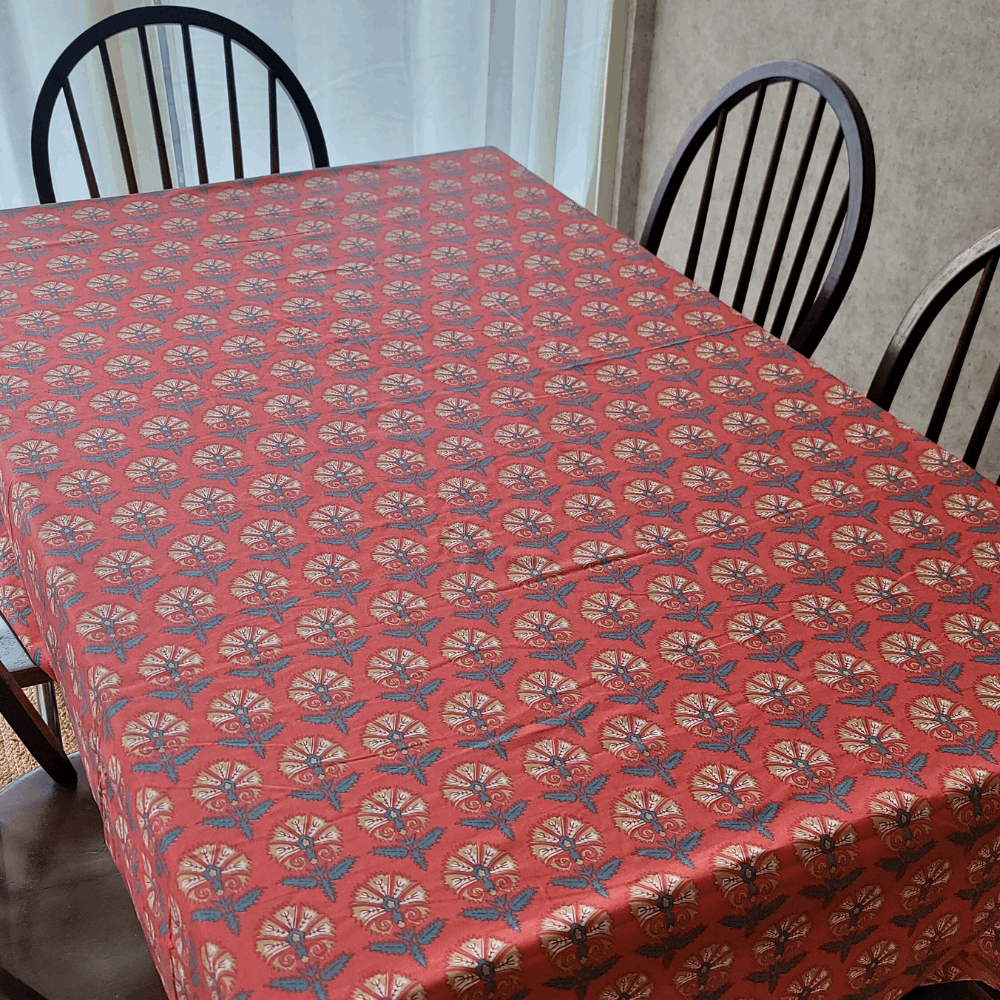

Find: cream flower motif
837;717;909;763
513;611;574;647
672;943;733;998
713;843;780;907
367;649;428;691
647;575;707;615
753;912;812;963
191;759;263;813
121;712;189;757
138;645;203;687
813;651;880;694
792;815;859;877
673;692;740;736
539;904;614;970
441;761;513;815
591;649;654;687
899;858;953;912
976;675;1000;714
871;788;933;841
657;631;720;672
629;872;698;936
917;553;974;587
206;689;273;733
846;939;898;989
766;740;838;789
780;967;832;1000
888;509;944;542
828;885;884;939
613;788;684;843
973;541;1000;575
911;912;961;964
907;695;978;742
523;738;591;786
744;672;810;715
445;937;522;1000
217;626;282;665
692;508;747;538
518;671;579;713
690;763;760;815
530;815;603;870
362;714;428;758
278;737;347;785
268;814;342;871
76;603;139;640
598;973;654;1000
756;494;809;524
356;787;428;842
879;633;943;671
351;973;426;1000
442;692;506;735
722;410;771;439
634;525;691;559
726;612;786;648
443;843;520;901
942;612;1000;651
177;842;250;903
601;715;668;761
255;904;336;972
353;873;429;934
710;557;768;592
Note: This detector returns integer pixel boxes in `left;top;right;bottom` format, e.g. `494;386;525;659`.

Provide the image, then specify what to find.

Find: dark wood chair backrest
640;60;876;358
31;5;329;204
868;225;1000;473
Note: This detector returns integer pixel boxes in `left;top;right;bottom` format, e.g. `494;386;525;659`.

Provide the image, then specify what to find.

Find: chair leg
36;680;61;746
0;660;76;788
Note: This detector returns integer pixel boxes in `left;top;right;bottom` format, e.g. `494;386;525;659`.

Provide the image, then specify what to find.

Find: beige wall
629;0;1000;451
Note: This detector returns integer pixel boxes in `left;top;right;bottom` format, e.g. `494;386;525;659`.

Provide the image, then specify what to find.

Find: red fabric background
0;148;998;999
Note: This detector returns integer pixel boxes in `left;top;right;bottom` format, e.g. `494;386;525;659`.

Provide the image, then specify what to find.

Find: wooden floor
0;755;995;999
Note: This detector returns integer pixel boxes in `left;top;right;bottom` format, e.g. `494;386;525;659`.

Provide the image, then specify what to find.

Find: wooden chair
868;225;1000;474
0;615;75;787
31;5;329;203
640;60;876;358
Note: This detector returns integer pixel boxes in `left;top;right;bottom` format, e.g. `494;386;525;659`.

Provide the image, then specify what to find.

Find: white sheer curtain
0;0;613;210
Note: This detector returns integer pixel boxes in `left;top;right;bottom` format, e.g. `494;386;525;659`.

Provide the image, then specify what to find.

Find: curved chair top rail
868;224;1000;471
31;5;329;204
640;60;876;358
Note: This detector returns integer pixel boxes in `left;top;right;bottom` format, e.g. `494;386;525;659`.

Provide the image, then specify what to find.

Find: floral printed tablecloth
0;147;998;1000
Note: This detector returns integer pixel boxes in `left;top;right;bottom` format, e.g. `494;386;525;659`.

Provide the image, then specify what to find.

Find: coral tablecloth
0;148;998;1000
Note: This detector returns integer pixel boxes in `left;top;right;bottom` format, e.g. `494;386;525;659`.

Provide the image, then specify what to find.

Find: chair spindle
732;81;798;314
771;127;844;339
685;109;727;279
62;81;100;198
268;70;279;174
792;186;848;337
710;82;767;297
927;251;999;449
97;39;138;194
753;94;826;329
137;26;173;190
180;24;208;185
969;351;1000;473
224;36;243;179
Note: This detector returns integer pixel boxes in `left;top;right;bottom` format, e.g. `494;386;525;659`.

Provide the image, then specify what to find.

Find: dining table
0;145;998;1000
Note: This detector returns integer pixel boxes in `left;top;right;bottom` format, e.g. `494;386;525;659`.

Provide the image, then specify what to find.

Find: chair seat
0;755;167;1000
